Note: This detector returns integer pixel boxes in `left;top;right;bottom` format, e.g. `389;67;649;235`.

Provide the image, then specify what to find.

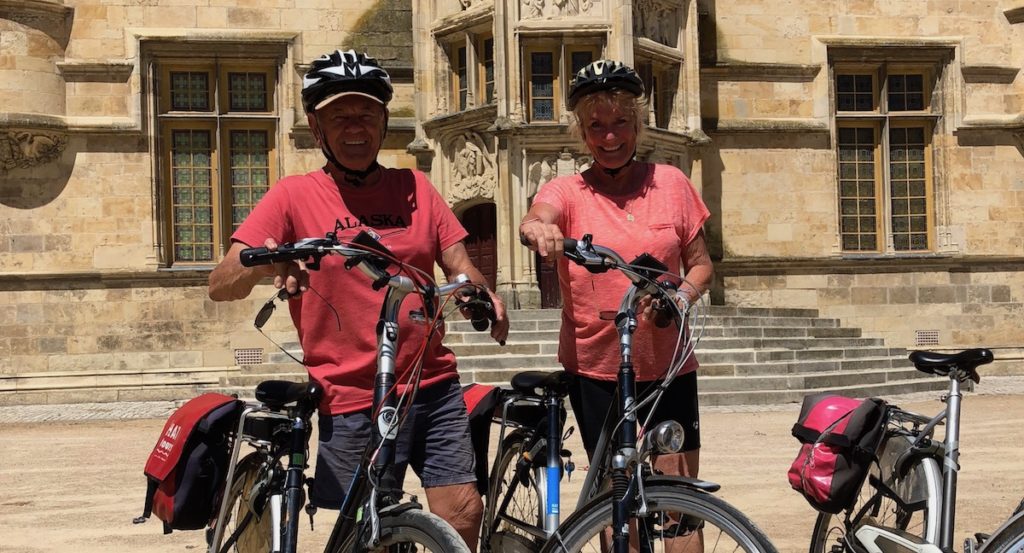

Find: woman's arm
518;202;564;261
679;229;714;304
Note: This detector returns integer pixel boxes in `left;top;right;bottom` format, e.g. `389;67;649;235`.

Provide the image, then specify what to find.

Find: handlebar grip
239;247;274;267
563;238;577;251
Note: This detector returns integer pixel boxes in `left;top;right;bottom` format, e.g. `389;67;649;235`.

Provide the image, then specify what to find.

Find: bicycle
206;226;498;553
486;234;777;553
808;348;1024;553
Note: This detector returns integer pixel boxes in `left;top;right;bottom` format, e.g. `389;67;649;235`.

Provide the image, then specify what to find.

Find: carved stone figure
526;149;592;198
449;132;496;203
0;131;67;172
633;0;678;45
522;0;594;19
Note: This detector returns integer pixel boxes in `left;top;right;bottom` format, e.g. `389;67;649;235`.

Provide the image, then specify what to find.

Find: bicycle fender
978;508;1024;553
643;475;721;493
537;480;721;553
378;500;425;518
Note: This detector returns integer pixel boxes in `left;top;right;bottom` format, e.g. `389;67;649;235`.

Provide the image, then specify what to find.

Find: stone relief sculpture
449;132;497;202
521;0;594;19
526;149;592;198
0;131;67;172
633;0;679;46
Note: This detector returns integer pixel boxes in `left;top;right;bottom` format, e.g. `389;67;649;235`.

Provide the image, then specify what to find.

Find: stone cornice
705;118;830;133
1005;6;1024;24
700;62;820;82
961;65;1020;84
959;115;1024;132
0;0;72;19
431;3;494;37
515;20;611;36
0;112;142;135
716;255;1024;276
635;38;684;64
421;104;499;134
0;269;212;291
56;60;134;82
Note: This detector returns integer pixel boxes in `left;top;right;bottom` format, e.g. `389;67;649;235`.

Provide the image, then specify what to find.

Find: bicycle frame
210;237;483;553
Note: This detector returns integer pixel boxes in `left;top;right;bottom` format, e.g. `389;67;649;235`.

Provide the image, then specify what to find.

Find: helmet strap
596;150;637;178
312;114;384;187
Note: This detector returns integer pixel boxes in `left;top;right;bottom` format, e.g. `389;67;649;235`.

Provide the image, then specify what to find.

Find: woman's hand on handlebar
519;218;565;263
264;238;310;296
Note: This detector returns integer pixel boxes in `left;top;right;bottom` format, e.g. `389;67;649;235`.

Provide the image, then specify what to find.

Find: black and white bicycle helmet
301;50;394;113
566;59;644;110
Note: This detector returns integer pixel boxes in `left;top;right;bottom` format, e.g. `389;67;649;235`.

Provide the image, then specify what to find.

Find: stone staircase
210;307;947;405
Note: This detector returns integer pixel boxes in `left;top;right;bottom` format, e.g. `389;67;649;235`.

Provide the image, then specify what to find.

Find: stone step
448;342;558;357
698;377;950;406
446;318;561;333
700;356;907;377
698;368;930;392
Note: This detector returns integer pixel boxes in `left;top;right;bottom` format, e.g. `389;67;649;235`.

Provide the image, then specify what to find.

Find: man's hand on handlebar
264;238;310;296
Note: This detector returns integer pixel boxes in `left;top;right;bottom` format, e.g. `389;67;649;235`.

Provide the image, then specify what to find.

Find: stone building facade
1;0;1022;404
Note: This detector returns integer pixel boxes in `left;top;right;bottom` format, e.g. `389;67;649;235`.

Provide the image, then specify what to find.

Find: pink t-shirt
232;168;468;415
534;162;710;382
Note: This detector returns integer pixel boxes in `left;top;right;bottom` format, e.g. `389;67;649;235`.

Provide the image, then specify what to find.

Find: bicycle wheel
333;507;471;553
212;452;277;553
982;515;1024;553
808;434;941;552
481;430;545;553
541;483;777;553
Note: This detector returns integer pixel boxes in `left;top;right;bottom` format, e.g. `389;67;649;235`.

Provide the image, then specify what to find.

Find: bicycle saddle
256;380;323;410
511;370;571;397
908;348;992;382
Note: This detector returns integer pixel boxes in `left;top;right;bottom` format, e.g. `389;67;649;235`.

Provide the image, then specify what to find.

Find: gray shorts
310;379;477;509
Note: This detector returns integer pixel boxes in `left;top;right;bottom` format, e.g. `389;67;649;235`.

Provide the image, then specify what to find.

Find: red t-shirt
232;168;468;414
534;162;710;382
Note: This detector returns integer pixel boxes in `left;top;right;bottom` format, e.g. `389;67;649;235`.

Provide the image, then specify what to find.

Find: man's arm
209;242;269;301
439;242;510;344
208;240;310;301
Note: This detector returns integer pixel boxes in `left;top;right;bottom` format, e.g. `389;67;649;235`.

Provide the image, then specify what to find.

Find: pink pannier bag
787;393;888;514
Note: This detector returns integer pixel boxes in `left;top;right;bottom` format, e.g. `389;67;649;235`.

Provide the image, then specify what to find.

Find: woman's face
580;96;638;171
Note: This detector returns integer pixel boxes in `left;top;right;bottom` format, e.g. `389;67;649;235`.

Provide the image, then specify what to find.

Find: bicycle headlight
649;420;685;454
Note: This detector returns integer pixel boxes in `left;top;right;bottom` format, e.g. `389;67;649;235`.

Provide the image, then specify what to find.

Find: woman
519;59;713;482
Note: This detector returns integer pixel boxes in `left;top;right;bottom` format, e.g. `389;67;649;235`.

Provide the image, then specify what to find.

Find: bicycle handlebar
240;231;499;337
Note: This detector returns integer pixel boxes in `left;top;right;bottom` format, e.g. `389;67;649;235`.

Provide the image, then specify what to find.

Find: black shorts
310;379;477;509
568;370;701;461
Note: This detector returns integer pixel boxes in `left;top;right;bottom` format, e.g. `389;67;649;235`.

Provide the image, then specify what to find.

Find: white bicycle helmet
301;50;394;113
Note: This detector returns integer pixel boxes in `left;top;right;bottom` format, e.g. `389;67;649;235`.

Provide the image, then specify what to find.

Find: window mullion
880;119;893;252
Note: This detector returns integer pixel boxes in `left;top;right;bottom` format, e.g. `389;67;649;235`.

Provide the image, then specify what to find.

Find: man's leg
411;380;483;550
424;482;483;550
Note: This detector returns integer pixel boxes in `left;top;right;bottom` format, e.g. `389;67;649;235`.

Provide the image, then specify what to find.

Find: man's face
308;95;386;172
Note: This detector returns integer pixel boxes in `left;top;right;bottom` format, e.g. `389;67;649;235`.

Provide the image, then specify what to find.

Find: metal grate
234;347;264;366
915;330;940;347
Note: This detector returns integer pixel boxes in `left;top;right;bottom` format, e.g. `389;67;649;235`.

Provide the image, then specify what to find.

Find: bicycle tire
982;515;1024;553
808;434;941;553
540;483;777;553
212;452;278;553
331;507;471;553
481;430;545;553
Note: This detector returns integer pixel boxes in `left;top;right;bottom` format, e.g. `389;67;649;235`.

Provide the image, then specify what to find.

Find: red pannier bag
135;393;242;533
787;393;888;514
463;383;501;496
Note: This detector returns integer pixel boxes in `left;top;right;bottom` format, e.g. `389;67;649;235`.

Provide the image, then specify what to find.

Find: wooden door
461;203;497;290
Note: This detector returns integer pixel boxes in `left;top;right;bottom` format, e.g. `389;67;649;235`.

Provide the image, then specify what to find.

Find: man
208;49;508;549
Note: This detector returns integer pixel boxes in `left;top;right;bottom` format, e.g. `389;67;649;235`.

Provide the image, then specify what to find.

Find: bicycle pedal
565;460;575;480
964;537;978;552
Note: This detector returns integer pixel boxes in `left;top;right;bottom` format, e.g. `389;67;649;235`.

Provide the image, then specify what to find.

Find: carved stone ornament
526;149;592;198
0;130;67;172
633;0;680;46
449;132;497;203
521;0;595;20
